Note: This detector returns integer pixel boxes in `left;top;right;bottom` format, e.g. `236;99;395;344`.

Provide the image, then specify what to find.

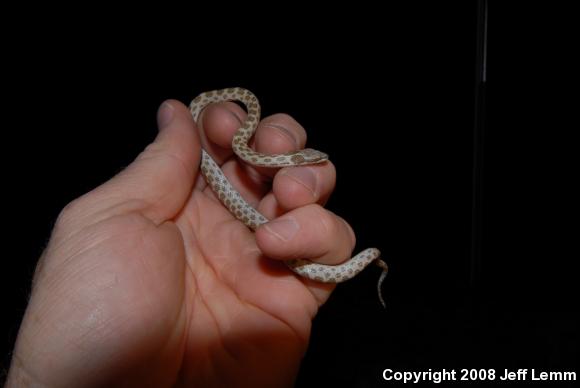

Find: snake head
291;148;329;165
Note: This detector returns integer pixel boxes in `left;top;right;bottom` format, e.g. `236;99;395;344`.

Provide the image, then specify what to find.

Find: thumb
79;100;201;224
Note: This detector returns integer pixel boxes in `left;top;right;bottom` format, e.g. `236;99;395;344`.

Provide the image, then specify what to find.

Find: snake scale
190;87;388;307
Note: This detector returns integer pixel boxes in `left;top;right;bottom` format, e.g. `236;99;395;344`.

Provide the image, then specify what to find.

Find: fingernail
264;217;300;242
282;167;318;196
157;101;175;130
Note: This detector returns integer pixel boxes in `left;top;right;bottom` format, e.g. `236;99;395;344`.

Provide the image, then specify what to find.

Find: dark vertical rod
471;0;488;285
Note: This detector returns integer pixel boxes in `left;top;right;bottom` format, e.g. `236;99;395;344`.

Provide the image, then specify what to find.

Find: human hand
7;98;357;387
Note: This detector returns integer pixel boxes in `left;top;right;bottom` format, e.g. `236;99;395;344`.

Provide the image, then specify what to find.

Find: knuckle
56;196;85;227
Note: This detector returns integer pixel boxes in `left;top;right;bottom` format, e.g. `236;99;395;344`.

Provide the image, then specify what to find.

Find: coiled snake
190;87;389;307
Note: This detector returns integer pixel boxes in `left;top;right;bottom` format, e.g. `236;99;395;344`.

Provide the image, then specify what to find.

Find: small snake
190;87;389;307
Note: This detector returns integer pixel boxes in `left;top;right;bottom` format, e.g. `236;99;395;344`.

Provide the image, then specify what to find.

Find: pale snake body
190;87;388;306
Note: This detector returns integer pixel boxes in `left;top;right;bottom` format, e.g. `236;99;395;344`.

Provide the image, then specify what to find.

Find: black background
2;3;578;387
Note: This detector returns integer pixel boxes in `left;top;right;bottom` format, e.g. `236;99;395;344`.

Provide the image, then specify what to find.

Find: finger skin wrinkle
138;147;196;184
313;205;337;242
7;352;49;388
52;199;153;254
260;123;300;150
259;113;307;147
337;216;356;249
